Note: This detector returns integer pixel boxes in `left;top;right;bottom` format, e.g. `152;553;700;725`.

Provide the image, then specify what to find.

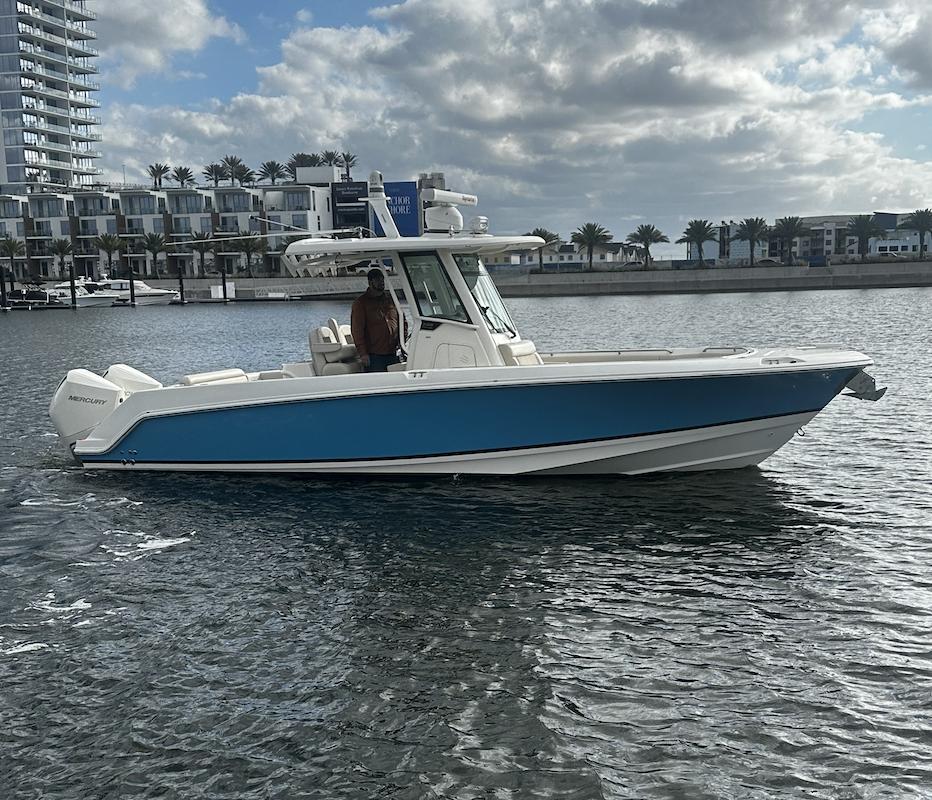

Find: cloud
96;0;245;88
862;4;932;89
98;0;932;252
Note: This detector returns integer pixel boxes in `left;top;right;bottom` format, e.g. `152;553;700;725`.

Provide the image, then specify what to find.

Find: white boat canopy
285;233;545;261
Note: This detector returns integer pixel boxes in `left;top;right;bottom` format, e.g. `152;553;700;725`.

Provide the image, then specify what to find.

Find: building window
106;218;116;234
292;213;306;229
200;216;212;233
174;217;191;234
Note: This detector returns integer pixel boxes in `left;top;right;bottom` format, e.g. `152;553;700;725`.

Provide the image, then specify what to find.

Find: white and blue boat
49;173;885;475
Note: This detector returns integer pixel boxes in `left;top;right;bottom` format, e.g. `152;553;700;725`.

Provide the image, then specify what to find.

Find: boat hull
114;293;176;306
74;367;860;475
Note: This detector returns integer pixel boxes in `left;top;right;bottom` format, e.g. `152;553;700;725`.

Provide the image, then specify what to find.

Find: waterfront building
0;0;101;194
0;180;342;281
686;213;932;264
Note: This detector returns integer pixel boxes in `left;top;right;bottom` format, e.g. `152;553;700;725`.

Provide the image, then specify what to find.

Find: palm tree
625;224;669;268
187;232;214;277
221;154;244;186
233;164;256;186
846;215;887;262
202;163;228;187
339;152;358;181
146;162;170;188
238;234;267;278
259;160;286;185
730;217;770;267
171;166;194;187
140;232;167;278
769;216;809;265
91;233;123;279
49;238;74;303
286;152;322;180
0;235;25;291
571;222;613;271
675;219;718;267
526;228;561;272
898;209;932;259
320;150;341;166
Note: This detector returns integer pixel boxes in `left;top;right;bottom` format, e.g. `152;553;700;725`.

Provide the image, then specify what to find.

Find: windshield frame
399;250;471;324
452;253;518;338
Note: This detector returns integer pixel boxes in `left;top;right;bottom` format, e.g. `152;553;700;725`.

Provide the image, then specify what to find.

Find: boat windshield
400;252;469;322
453;254;517;338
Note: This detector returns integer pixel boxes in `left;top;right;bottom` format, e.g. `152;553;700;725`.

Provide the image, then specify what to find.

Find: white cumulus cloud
98;0;932;250
96;0;245;89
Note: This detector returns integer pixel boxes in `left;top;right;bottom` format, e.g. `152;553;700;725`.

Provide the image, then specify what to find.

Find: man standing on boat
351;267;401;372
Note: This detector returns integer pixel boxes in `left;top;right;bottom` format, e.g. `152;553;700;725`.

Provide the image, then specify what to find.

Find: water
1;289;931;799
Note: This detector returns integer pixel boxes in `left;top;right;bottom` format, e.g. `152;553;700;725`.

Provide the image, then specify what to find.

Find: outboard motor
49;370;126;453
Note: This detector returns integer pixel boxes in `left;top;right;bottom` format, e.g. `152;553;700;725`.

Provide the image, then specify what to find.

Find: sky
94;0;932;257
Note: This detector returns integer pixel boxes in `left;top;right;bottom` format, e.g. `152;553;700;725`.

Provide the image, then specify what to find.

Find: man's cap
367;268;383;281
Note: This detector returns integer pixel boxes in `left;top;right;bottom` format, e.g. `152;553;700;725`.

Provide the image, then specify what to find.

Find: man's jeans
365;353;400;373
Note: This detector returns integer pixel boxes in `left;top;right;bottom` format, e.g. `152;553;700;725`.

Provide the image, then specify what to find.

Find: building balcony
39;0;96;22
17;117;101;140
18;25;70;50
25;46;98;74
22;83;69;102
21;62;99;91
17;6;97;38
68;94;100;108
70;112;100;124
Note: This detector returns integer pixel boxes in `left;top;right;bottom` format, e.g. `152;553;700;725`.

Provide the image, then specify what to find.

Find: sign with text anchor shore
371;181;420;237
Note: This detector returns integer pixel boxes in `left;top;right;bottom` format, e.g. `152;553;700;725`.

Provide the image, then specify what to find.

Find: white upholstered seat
310;321;361;375
498;340;543;366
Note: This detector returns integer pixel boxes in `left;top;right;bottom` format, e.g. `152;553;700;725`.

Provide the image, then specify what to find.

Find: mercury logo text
68;395;107;405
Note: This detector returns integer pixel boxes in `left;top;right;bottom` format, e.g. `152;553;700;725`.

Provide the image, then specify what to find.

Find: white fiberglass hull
114;292;176;306
74;294;118;308
56;349;878;476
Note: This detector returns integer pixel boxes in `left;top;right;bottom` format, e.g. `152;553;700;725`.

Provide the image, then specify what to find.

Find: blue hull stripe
81;369;858;465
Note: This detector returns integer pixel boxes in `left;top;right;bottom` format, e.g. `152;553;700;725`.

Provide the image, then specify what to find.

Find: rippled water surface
1;289;931;798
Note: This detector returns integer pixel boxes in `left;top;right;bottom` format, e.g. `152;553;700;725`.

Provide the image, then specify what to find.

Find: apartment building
0;182;335;280
0;0;101;194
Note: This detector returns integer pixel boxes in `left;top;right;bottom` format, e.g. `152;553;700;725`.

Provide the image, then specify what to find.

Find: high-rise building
0;0;100;194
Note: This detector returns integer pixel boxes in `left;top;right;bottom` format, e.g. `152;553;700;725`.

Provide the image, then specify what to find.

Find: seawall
493;261;932;297
134;260;932;301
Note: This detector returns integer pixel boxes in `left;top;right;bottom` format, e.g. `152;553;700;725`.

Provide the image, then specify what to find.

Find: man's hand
360;354;370;367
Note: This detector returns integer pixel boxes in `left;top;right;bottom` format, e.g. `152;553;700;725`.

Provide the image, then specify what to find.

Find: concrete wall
492;261;932;297
143;260;932;301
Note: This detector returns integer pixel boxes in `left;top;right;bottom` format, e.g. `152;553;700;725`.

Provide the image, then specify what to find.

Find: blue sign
372;180;419;237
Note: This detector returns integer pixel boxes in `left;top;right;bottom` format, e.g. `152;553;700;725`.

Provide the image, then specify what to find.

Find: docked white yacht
97;278;178;306
51;278;121;308
49;172;885;475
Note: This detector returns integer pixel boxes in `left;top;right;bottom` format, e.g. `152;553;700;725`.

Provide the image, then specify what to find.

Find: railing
17;5;97;37
68;93;100;108
36;0;96;21
22;45;99;74
22;62;99;90
18;24;69;50
22;82;68;101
